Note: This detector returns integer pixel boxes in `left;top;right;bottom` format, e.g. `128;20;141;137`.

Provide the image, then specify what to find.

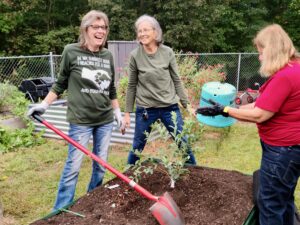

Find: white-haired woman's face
137;21;157;46
86;19;108;51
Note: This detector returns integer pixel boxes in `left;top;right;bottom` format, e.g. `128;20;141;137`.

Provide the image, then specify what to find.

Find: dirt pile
31;166;254;225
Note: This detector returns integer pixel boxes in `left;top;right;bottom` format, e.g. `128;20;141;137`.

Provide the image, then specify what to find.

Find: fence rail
0;52;264;91
30;103;161;145
2;50;265;143
31;103;135;144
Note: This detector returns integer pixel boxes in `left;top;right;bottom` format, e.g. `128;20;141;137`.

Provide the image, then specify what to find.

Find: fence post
49;52;55;82
236;53;241;92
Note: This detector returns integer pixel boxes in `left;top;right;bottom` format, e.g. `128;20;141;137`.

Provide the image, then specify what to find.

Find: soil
31;165;254;225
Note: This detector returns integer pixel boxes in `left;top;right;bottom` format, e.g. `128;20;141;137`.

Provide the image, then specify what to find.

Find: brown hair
78;10;109;50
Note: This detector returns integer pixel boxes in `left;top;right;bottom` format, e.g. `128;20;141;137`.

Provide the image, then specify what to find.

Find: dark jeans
127;104;197;165
258;141;300;225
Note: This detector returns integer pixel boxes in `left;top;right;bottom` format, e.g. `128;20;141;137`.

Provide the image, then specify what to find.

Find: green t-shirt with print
51;43;117;126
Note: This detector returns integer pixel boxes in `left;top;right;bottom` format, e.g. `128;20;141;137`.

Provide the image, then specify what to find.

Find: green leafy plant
0;123;44;153
0;82;45;153
0;81;29;119
177;54;226;107
127;152;158;183
116;69;128;112
141;112;202;188
0;81;15;112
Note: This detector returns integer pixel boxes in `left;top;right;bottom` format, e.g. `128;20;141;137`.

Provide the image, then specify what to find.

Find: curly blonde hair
253;24;298;77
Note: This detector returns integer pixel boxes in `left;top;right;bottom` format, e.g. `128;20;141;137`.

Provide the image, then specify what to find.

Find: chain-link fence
0;53;61;86
178;52;266;91
0;52;265;91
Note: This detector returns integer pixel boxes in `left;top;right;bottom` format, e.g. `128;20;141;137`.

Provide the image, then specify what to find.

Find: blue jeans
258;141;300;225
127;104;196;165
53;122;113;210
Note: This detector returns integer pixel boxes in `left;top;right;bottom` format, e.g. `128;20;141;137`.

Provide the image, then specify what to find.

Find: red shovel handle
32;113;158;202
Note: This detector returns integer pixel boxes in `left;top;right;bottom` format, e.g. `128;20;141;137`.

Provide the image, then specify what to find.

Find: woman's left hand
114;108;122;128
186;104;197;117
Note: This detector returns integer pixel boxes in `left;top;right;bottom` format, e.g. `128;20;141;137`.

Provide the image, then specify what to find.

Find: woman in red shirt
198;24;300;225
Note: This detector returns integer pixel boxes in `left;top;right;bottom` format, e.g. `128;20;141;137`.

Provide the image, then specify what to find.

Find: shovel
31;113;185;225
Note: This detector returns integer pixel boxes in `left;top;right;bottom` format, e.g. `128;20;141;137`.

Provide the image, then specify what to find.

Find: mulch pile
31;166;254;225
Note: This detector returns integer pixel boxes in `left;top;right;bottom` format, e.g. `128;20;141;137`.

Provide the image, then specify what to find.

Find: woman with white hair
197;24;300;225
122;15;197;165
27;10;122;210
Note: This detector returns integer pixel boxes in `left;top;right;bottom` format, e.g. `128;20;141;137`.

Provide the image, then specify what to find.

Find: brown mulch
31;166;254;225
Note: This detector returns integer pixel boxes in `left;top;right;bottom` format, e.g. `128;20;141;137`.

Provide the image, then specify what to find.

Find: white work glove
27;100;49;117
114;108;122;128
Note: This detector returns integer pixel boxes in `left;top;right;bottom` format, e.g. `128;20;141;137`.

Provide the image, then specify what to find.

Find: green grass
0;122;299;225
198;122;261;174
0;141;128;225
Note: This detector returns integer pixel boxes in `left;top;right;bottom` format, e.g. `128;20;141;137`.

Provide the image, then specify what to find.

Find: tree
0;0;90;55
152;0;267;52
90;0;137;41
278;0;300;47
1;0;299;55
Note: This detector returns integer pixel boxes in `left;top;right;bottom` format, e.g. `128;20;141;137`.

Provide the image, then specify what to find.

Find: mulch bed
31;165;254;225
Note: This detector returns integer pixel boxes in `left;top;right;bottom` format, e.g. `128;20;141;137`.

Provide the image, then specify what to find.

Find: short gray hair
135;15;163;44
78;10;109;49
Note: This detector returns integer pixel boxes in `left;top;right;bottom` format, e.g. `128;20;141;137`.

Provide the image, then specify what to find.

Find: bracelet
223;106;230;113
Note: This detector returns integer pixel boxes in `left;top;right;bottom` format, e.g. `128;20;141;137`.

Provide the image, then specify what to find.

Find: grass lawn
0;122;299;225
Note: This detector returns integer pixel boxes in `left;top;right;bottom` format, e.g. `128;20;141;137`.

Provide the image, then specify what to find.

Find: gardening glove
196;99;229;117
114;108;122;128
27;100;49;117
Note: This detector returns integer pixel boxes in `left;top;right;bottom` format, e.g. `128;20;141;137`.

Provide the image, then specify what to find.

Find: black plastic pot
19;77;54;102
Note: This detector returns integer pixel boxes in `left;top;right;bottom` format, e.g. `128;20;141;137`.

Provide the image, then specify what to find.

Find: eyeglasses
89;25;108;31
137;28;154;34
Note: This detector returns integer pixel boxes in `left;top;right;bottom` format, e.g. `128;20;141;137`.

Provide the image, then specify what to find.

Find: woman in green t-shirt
122;15;197;166
27;10;122;211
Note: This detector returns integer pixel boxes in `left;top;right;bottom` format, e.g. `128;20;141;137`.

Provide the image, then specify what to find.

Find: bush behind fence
0;52;265;92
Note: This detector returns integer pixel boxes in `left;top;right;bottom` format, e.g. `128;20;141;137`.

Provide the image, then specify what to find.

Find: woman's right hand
27;101;49;117
121;112;131;135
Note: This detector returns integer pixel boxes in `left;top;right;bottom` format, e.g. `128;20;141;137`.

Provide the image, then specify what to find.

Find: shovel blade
150;192;185;225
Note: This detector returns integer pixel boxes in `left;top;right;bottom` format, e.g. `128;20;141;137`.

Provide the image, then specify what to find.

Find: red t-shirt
255;61;300;146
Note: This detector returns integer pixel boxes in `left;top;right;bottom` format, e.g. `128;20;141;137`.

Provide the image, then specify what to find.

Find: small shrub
116;69;128;112
0;81;29;119
128;154;158;183
132;112;203;188
177;54;226;107
0;82;45;153
118;54;228;187
0;124;45;153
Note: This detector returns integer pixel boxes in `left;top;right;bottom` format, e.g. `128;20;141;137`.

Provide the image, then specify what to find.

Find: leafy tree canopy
1;0;299;55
